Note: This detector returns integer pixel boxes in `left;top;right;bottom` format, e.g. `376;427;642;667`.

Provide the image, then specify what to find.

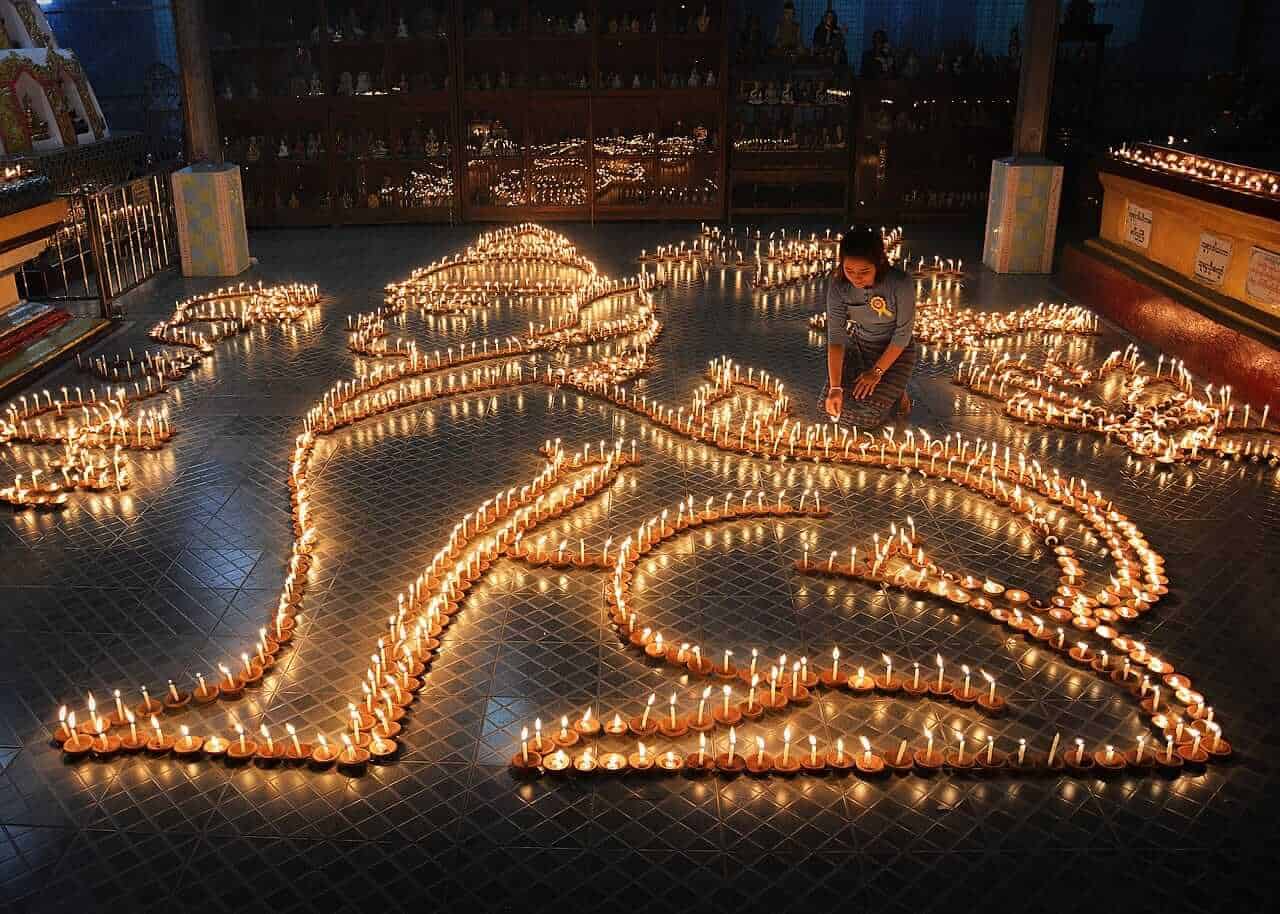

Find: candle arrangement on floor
36;226;1231;788
639;225;903;291
955;343;1278;464
2;283;322;510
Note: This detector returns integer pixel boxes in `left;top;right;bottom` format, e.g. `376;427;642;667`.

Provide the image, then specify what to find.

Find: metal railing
17;167;178;318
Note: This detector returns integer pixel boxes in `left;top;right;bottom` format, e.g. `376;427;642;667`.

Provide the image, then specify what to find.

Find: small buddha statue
309;71;324;95
337;71;353;95
277;137;290;158
632;73;642;89
608;17;618;34
248;80;260;100
246;136;261;162
397;16;409;39
774;1;801;53
695;5;712;33
574;11;588;33
288;190;301;209
705;69;716;88
781;81;794;104
355;71;372;94
688;67;700;88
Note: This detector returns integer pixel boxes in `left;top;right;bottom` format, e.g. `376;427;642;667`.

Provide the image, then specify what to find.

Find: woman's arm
823;275;849;416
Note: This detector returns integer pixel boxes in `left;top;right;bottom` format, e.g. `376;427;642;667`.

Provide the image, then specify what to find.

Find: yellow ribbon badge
868;295;893;318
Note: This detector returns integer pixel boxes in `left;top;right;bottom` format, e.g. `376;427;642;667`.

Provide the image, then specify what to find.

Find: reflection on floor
0;223;1275;912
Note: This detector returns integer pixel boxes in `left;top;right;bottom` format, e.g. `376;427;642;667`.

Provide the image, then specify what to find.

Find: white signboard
1193;232;1232;286
1245;246;1280;309
1124;201;1152;249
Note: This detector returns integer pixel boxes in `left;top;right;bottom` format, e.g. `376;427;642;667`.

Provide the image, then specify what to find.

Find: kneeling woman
820;226;916;426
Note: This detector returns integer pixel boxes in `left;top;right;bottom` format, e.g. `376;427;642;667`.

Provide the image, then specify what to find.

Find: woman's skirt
816;337;917;429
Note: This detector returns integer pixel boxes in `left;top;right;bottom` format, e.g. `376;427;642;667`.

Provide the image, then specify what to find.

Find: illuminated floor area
0;223;1276;911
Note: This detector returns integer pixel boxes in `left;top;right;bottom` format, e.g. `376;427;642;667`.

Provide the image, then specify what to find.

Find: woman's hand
851;369;881;400
823;386;844;418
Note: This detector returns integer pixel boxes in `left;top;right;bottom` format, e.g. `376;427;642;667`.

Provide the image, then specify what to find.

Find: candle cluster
42;225;1230;790
1111;142;1280;199
956;343;1277;464
640;225;903;291
1;283;320;512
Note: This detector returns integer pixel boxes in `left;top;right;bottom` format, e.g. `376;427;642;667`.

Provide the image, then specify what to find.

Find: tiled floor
1;223;1277;913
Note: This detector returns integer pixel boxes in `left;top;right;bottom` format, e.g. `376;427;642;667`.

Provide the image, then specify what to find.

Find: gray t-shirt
825;270;915;350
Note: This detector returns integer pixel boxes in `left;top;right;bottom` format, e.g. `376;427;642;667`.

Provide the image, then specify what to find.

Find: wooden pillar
171;0;222;163
1012;0;1060;157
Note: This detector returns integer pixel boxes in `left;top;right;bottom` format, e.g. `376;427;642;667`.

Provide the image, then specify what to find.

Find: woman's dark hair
837;225;890;278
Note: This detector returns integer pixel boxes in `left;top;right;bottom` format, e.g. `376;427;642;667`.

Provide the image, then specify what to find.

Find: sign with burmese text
1124;201;1152;249
1193;232;1232;287
1245;246;1280;311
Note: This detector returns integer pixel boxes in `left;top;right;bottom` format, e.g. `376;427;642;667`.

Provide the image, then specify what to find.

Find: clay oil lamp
689;688;716;732
309;733;338;768
107;690;130;727
686;644;714;676
945;732;974;772
1203;722;1232;760
119;711;146;752
763;668;788;710
978;672;1006;713
542;748;572;774
656;748;684;773
217;664;244;701
855;736;885;775
1093;743;1126;773
1068;641;1094;665
75;694;104;736
658;692;688;738
630;694;659;737
603;712;628;736
801;734;825;773
927;654;953;698
745;737;773;775
1153;735;1184;775
256;725;285;764
819;647;845;688
136;686;163;719
913;729;944;772
849;665;875;695
572;707;601;737
975;736;1004;774
774;726;801;774
163;679;190;710
953;665;977;704
90;719;121;759
599;751;629;774
510;726;541;774
1177;731;1210;766
1063;738;1094;774
718;684;746;724
170;725;202;759
146;716;175;754
826;737;855;773
875;655;902;693
225;716;254;762
1009;738;1041;775
1123;735;1156;772
192;673;219;704
716;727;745;774
715;649;737;681
787;661;811;705
685;733;716;775
553;716;581;748
528;718;553;755
573;747;599;775
337;734;371;773
903;661;928;697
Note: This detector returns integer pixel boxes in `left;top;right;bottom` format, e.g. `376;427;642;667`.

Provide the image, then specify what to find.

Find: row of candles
513;726;1223;777
956;343;1277;464
638;225;905;291
1110;142;1280;199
